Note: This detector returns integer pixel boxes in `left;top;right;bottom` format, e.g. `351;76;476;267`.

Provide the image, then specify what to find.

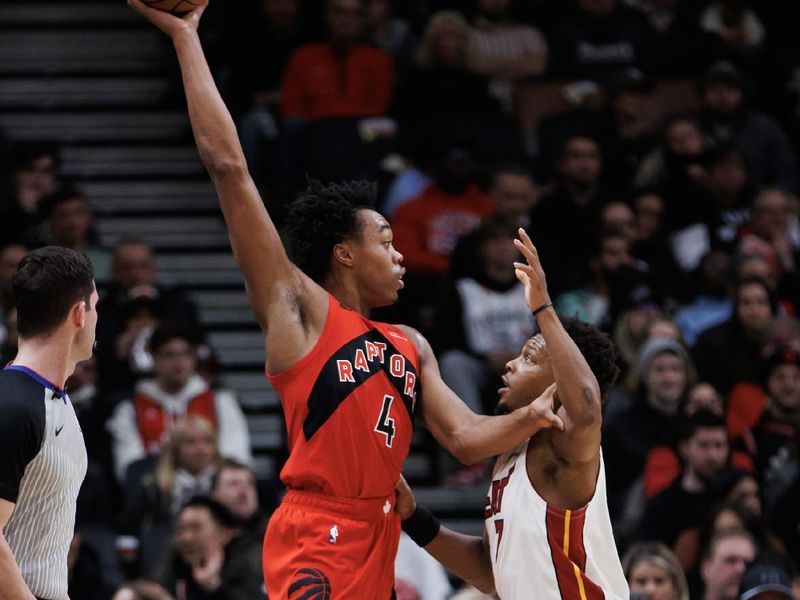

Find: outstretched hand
128;0;208;38
527;383;564;432
513;228;550;311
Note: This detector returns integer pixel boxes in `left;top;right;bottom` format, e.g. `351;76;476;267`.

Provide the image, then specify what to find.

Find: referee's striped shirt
0;365;87;600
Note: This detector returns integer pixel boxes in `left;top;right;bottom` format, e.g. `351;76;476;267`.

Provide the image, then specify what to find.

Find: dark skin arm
401;325;564;465
128;0;328;374
395;478;495;594
513;229;602;508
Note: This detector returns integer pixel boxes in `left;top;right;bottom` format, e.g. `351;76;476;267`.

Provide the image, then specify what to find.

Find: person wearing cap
739;562;796;600
602;336;694;524
697;60;798;194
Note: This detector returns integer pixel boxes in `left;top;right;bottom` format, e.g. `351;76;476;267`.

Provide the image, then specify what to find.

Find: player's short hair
560;316;620;402
285;179;377;284
12;247;94;339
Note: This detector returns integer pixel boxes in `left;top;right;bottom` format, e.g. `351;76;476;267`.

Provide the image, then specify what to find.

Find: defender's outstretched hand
527;382;564;432
128;0;207;37
513;228;550;311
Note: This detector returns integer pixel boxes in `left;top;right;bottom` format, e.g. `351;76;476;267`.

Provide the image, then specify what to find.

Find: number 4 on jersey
375;395;396;447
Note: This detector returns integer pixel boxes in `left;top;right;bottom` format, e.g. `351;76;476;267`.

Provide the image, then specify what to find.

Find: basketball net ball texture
141;0;203;15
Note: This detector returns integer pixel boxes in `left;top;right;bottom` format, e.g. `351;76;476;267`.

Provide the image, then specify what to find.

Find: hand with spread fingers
512;228;551;312
528;382;565;432
128;0;208;37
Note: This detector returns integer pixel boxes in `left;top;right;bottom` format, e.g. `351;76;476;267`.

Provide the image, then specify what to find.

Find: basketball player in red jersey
129;2;564;598
396;230;629;599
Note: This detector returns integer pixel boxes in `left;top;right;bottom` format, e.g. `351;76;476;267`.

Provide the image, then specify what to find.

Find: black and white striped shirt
0;366;87;600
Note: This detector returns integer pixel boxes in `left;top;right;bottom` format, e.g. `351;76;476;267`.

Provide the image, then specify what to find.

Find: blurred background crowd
2;0;800;598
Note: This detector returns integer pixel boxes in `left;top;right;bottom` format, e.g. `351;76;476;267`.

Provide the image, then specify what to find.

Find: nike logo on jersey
55;424;64;436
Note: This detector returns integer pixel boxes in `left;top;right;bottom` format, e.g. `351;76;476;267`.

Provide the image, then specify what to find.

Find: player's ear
332;242;355;269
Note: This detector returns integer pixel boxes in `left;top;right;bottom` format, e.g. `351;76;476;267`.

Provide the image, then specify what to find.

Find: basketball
141;0;204;15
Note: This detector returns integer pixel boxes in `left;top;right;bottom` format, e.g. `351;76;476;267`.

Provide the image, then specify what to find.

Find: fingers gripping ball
141;0;203;15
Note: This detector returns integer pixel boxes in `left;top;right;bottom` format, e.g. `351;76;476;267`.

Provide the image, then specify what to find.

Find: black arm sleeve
0;383;45;503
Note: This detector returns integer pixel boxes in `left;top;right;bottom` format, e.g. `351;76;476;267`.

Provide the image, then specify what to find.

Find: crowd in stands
2;0;800;597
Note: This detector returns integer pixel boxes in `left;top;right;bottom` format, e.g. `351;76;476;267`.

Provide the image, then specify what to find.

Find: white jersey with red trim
484;440;629;600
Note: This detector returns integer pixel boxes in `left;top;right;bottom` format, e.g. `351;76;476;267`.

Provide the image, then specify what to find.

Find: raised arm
400;326;563;465
128;1;328;368
513;229;602;466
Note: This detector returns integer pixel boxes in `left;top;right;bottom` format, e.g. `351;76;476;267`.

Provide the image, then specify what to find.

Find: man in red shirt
130;2;562;598
280;0;393;121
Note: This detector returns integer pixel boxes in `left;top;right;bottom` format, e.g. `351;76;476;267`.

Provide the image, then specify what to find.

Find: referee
0;247;96;600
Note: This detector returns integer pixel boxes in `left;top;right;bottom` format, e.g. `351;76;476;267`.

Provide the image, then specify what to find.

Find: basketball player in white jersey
397;229;629;599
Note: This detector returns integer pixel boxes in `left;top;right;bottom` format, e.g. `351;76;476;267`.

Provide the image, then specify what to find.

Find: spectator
0;142;60;246
736;349;800;491
42;186;112;285
389;135;492;329
737;189;800;282
555;231;639;328
548;0;656;84
391;10;506;158
118;416;223;578
705;146;752;251
280;0;393;122
673;249;733;347
699;528;757;600
622;542;690;600
154;496;266;600
638;410;731;552
449;163;538;278
107;323;251;484
467;0;548;111
603;336;694;525
698;0;766;69
529;134;606;296
697;61;798;194
737;562;796;600
95;239;200;393
433;222;534;415
0;243;27;321
602;67;660;188
209;459;272;551
364;0;414;72
693;276;775;396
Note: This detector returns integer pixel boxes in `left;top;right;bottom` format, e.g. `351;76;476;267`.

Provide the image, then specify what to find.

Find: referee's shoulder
0;369;47;422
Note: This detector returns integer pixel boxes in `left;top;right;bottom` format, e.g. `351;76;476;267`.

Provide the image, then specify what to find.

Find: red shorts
263;490;400;599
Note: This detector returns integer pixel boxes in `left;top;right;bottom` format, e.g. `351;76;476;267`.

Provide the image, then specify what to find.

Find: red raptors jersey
268;295;420;499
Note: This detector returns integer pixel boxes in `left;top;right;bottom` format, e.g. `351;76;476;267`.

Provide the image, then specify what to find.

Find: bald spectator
738;189;800;279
